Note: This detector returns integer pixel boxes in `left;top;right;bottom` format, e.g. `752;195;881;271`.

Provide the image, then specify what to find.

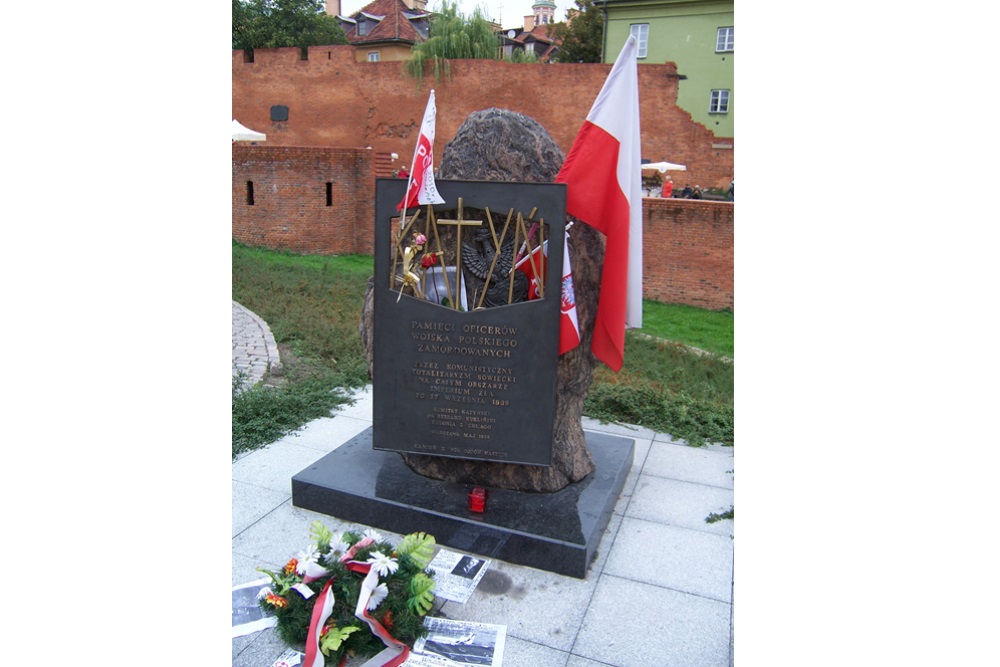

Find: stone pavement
231;306;735;667
232;301;281;386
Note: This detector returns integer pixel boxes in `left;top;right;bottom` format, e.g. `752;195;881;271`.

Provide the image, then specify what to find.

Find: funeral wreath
257;521;437;666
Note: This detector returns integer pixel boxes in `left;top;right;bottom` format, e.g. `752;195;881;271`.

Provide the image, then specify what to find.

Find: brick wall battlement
233;45;733;189
233;145;734;310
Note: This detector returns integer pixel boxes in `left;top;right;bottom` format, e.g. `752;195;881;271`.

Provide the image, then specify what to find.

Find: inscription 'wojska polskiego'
409;320;518;357
409;318;518;410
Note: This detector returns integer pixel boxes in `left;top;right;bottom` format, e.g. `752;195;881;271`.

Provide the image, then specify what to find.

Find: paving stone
232;480;289;537
603;517;733;602
643;440;734;488
572;575;731;667
626;475;734;537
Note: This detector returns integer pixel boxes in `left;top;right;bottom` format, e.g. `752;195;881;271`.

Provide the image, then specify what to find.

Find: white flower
295;544;321;573
366;550;399;577
363;528;384;543
256;586;273;601
323;539;351;563
366;583;389;611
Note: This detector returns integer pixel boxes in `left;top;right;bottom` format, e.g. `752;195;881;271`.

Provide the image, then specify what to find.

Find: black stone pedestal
291;427;634;579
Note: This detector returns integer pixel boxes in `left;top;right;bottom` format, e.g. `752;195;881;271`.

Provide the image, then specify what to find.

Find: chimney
325;0;341;16
524;15;535;32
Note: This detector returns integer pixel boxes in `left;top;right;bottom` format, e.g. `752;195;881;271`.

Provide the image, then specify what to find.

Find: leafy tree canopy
408;1;500;79
550;0;604;63
233;0;348;52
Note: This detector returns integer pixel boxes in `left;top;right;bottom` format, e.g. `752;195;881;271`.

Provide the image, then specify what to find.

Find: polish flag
555;35;642;372
514;233;581;355
558;232;581;354
515;242;545;300
397;89;446;211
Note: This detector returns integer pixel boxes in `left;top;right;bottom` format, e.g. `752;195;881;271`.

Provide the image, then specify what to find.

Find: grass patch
638;301;733;357
584;333;733;446
232;371;354;459
232;242;734;456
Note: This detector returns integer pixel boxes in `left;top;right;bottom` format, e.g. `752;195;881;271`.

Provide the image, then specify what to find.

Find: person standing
662;175;674;198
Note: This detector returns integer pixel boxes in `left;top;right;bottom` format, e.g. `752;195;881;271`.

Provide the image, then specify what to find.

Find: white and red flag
397;89;446;212
555;35;642;372
514;232;581;355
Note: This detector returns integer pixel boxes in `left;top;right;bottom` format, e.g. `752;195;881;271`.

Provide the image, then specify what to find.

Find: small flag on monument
397;89;446;212
514;232;581;355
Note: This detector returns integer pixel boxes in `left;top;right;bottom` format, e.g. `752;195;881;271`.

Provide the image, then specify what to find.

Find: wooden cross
435;197;484;308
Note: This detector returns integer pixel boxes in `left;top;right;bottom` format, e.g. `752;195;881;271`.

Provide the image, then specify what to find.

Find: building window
246;181;255;206
709;89;730;113
367;51;380;62
716;27;734;52
630;24;649;58
358;20;369;36
326;182;333;206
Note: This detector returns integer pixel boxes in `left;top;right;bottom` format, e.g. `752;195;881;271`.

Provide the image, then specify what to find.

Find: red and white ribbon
300;537;409;667
351;565;410;667
303;578;337;667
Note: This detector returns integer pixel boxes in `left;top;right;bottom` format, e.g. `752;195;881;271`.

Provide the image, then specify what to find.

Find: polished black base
291;427;634;579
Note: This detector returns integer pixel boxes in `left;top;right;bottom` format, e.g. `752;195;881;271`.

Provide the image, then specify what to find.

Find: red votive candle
468;487;488;513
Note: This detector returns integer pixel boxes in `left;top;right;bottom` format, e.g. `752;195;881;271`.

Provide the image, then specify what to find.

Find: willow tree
408;1;500;80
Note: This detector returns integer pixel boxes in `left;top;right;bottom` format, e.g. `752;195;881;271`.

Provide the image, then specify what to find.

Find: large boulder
360;108;605;492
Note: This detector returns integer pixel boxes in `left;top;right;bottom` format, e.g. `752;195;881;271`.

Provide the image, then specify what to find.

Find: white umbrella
232;119;266;142
641;161;686;172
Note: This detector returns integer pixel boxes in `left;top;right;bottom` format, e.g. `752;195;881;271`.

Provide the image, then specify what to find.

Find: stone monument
294;109;634;578
360;109;607;493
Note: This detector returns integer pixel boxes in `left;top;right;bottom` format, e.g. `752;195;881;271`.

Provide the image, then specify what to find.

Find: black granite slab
291;427;634;579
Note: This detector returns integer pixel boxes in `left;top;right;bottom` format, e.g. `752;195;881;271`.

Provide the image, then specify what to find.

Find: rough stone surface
361;108;606;492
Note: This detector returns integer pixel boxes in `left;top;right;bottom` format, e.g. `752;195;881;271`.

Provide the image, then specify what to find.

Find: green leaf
396;532;436;569
407;573;436;616
309;520;334;551
319;625;360;655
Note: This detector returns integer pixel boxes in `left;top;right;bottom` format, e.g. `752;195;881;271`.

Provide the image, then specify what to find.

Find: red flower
381;610;394;629
421;253;439;268
265;593;288;608
284;558;298;575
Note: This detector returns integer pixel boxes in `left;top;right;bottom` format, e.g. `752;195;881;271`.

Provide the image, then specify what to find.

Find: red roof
340;0;429;46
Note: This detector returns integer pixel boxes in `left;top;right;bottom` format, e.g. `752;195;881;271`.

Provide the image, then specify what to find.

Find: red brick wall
233;144;734;310
232;46;734;189
641;197;734;310
232;145;376;255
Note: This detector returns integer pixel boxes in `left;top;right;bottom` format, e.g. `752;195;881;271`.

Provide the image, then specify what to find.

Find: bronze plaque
372;179;566;466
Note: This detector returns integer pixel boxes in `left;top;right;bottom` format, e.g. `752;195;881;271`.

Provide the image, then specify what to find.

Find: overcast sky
337;1;570;29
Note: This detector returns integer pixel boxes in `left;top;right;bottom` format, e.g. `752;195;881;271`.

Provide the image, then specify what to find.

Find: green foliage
406;573;436;616
396;532;436;570
233;0;348;54
257;526;434;664
585;333;734;446
706;506;734;523
408;1;500;80
550;0;604;63
232;370;354;458
507;48;538;64
320;625;360;655
310;520;335;551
